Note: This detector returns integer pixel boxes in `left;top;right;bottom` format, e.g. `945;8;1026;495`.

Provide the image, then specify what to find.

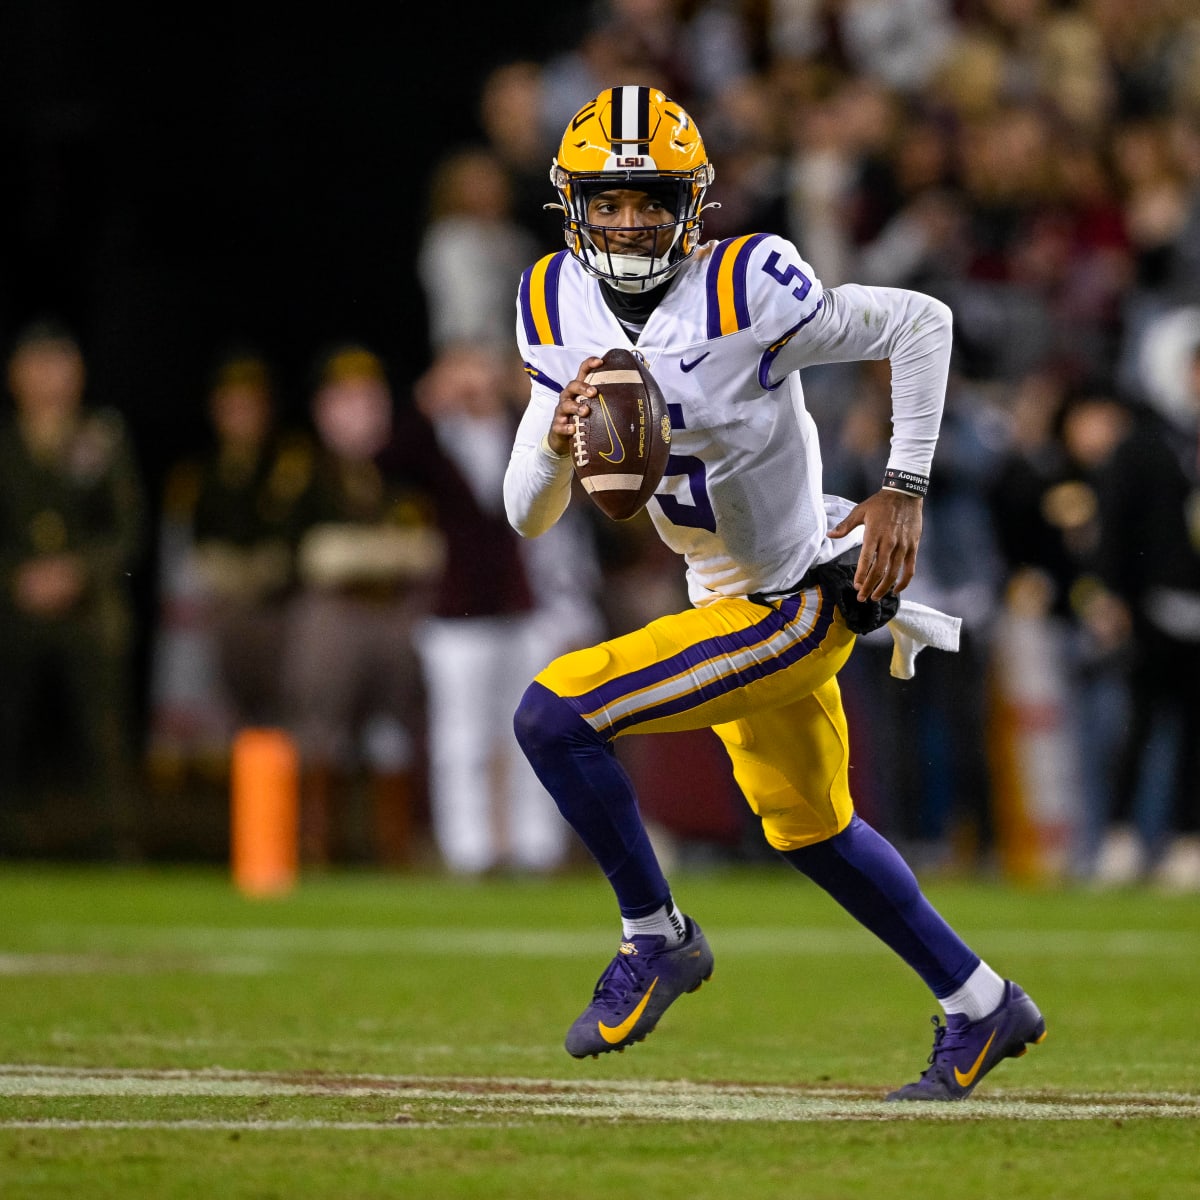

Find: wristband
882;467;929;497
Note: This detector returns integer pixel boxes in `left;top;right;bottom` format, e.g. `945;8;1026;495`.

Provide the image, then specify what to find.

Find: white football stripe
582;475;644;492
586;369;643;385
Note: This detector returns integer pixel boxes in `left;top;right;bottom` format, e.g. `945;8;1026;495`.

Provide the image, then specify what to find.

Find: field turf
0;863;1197;1198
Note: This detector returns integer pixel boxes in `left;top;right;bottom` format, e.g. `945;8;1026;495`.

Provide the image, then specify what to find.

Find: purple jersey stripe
757;296;826;391
731;232;769;330
704;240;734;340
519;265;539;344
519;251;568;346
543;250;565;345
522;361;566;395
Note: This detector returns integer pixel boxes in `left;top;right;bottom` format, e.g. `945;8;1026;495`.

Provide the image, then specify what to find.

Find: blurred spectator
1158;114;1200;302
187;350;311;731
987;368;1081;613
417;147;539;353
783;75;898;285
145;349;313;821
0;319;147;858
828;361;1004;871
476;60;564;250
403;345;604;875
538;0;752;136
1111;116;1193;294
282;344;444;867
986;367;1141;878
1053;385;1136;879
1035;6;1115;139
693;73;790;242
144;423;233;798
1089;311;1200;889
539;23;657;146
839;0;956;97
984;367;1101;878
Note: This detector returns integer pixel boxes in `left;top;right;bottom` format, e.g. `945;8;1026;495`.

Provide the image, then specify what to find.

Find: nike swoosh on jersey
597;977;659;1044
954;1029;997;1088
680;352;710;373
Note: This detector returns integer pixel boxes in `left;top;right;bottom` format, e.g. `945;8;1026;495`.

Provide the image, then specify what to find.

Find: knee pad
513;682;603;760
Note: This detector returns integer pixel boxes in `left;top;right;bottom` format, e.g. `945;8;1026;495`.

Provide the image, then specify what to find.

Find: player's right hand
547;357;603;456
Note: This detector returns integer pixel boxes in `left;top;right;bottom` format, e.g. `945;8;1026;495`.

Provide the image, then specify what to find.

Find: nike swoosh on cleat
954;1029;997;1088
680;352;710;373
597;977;659;1044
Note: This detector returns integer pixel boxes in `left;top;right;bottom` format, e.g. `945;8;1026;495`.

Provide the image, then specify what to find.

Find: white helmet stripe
612;85;650;154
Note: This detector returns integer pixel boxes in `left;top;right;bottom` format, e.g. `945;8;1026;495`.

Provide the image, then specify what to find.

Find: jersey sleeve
760;263;953;478
708;233;825;347
504;261;576;539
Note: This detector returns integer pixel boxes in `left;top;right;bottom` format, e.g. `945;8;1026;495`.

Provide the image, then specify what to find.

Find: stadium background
2;2;1198;880
1;3;583;458
0;1;587;720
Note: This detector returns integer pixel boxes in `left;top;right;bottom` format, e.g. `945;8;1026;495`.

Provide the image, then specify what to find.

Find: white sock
940;962;1006;1021
622;900;686;945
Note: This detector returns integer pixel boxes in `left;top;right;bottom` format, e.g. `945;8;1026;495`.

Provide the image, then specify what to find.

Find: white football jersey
505;232;951;605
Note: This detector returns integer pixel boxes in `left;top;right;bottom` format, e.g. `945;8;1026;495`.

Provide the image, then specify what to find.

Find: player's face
584;189;677;258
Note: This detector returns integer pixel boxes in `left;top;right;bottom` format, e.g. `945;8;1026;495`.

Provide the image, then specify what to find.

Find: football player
504;85;1046;1099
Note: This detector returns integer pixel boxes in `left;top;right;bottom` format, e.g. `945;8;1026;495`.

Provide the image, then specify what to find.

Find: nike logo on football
597;977;658;1044
954;1029;997;1088
594;393;626;464
680;352;710;373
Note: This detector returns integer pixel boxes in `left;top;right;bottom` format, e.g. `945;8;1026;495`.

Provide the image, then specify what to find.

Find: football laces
571;413;589;468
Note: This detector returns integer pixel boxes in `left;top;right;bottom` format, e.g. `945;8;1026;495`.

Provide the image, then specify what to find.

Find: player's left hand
829;490;923;601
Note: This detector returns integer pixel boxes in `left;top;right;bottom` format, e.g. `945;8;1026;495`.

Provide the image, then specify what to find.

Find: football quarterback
505;85;1045;1100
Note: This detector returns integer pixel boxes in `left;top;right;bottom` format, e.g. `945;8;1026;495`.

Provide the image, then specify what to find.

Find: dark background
0;3;584;719
0;3;582;464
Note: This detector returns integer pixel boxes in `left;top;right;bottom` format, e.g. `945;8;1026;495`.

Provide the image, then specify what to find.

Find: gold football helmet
549;85;715;293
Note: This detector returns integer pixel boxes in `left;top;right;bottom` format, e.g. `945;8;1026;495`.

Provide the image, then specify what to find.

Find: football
572;348;671;521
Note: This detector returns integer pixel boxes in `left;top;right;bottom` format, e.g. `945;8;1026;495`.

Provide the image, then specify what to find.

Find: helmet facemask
547;86;716;294
552;170;709;294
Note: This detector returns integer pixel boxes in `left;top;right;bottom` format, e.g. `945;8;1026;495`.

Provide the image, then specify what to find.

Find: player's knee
513;682;599;759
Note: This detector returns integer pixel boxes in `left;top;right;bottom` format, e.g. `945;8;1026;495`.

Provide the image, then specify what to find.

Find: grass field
0;862;1197;1199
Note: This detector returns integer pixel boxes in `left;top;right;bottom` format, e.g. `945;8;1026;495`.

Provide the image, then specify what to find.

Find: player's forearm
877;288;951;477
504;436;575;538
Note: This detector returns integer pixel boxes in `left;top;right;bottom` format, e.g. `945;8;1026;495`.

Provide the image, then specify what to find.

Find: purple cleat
565;916;714;1058
887;980;1047;1101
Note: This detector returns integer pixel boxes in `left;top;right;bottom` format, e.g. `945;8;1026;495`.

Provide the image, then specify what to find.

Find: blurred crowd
1;0;1198;889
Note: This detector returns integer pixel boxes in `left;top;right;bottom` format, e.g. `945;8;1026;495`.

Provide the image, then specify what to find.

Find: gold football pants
533;587;858;850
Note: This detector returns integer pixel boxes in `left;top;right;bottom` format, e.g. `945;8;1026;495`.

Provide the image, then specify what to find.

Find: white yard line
0;1066;1197;1124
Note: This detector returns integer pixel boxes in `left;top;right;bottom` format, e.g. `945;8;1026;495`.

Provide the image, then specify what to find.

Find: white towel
887;600;962;679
